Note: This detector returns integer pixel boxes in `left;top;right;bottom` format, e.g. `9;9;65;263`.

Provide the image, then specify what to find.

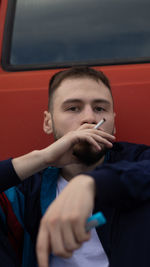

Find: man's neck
60;156;105;181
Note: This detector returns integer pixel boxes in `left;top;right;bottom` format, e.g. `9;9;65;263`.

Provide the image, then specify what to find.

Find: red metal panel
0;1;150;159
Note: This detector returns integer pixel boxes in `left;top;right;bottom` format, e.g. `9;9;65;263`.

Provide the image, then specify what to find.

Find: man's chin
72;142;107;166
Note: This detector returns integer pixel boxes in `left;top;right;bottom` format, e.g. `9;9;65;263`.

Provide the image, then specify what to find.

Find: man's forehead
52;76;113;106
55;77;110;95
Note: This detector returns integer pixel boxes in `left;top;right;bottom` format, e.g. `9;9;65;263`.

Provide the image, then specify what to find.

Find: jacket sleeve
87;146;150;209
0;159;21;193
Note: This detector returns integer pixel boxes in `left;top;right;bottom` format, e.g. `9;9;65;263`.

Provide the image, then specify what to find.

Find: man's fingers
78;134;113;151
61;215;83;252
48;218;73;258
36;222;50;267
72;217;91;243
75;128;115;144
89;133;114;148
95;129;115;141
78;123;115;141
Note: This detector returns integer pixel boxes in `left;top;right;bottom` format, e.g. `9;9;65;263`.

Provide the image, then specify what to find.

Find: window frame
2;0;150;72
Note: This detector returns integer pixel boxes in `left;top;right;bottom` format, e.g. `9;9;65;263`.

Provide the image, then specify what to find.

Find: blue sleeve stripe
41;167;58;215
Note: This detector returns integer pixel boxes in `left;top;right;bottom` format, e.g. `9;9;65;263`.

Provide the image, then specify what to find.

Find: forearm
12;149;50;181
0;146;54;192
36;174;96;266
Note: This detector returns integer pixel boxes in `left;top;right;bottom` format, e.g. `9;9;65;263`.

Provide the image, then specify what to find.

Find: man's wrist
39;146;54;168
12;150;49;180
73;175;96;197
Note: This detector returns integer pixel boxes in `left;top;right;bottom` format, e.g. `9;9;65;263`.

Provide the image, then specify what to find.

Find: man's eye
67;107;80;112
94;107;105;112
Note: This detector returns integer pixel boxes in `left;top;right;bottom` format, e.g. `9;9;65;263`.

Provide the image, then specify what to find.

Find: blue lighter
85;212;106;232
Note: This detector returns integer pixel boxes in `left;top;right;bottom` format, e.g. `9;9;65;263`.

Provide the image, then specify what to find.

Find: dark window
2;0;150;70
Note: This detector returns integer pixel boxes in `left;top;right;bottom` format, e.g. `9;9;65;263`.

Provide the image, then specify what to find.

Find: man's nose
80;107;97;125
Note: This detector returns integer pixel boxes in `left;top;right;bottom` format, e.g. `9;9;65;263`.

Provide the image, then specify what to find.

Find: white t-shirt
50;176;109;267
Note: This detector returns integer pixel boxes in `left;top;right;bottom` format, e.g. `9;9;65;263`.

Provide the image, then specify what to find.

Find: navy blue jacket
1;142;150;266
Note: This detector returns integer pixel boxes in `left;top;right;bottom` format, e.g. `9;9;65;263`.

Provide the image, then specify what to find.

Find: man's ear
43;111;53;134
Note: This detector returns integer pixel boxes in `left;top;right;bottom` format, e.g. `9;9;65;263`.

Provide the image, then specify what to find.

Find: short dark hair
48;66;112;110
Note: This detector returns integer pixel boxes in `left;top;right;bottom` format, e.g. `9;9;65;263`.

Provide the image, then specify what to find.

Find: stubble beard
72;142;107;166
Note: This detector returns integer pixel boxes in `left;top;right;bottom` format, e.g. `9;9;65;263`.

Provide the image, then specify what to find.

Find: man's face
45;77;115;165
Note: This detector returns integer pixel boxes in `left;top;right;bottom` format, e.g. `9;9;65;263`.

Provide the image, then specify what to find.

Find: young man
1;67;150;267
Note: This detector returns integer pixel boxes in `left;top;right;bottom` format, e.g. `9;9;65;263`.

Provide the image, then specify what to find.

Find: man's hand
12;124;115;181
12;124;114;180
36;175;95;267
41;123;115;167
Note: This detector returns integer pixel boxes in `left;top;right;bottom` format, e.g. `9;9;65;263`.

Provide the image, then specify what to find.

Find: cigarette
94;118;106;129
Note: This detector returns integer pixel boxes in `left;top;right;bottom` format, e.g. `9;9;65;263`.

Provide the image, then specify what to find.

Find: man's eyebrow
93;99;111;106
62;99;83;105
62;98;111;106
